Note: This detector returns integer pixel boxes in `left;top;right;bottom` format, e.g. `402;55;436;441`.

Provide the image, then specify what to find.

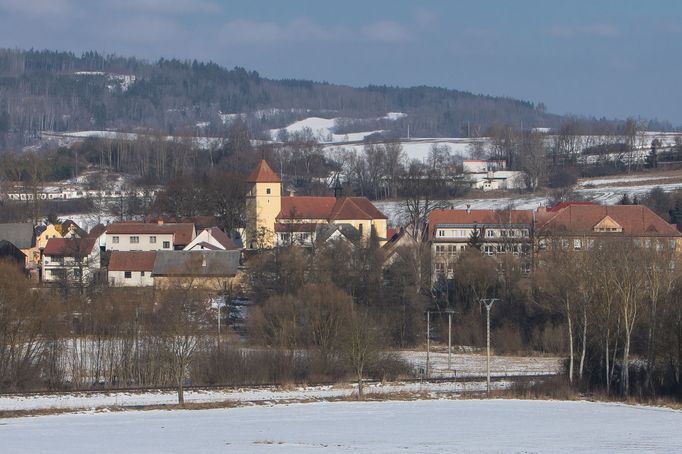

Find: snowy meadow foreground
2;399;681;453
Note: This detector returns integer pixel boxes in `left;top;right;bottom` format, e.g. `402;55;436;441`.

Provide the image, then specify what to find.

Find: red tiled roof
44;238;97;257
536;204;681;237
278;196;337;220
277;196;387;221
88;224;106;238
246;160;281;183
428;209;533;240
109;251;157;271
105;222;194;246
547;201;595;212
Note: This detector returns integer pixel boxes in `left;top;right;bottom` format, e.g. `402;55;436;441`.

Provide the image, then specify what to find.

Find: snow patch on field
0;381;507;412
399;350;563;378
2;400;681;453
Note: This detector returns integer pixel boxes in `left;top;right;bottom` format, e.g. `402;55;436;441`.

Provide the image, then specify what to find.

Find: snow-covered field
3;399;681;453
0;381;509;412
399;350;562;378
325;137;480;161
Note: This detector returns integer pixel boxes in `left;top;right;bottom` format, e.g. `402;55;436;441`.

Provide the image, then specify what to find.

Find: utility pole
426;311;430;379
480;298;500;395
446;310;454;370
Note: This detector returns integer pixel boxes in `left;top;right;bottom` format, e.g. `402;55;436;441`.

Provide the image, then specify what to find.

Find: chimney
157;218;164;225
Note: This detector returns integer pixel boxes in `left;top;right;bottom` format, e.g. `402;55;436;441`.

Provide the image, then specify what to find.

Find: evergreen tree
467;224;482;250
669;199;682;225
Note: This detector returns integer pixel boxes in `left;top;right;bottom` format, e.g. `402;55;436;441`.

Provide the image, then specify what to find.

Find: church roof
277;196;387;222
246;160;281;183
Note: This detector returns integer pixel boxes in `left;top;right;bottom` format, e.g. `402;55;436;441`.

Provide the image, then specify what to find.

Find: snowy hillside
3;400;681;453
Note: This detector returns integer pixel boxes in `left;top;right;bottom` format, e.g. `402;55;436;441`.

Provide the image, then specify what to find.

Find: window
669;240;676;251
124;271;132;278
587;239;595;250
150;236;156;244
438;229;445;237
573;239;582;250
140;271;145;276
163;241;171;249
266;187;271;195
561;239;569;250
130;236;139;244
358;224;363;236
112;236;119;244
484;245;495;255
73;269;82;280
486;230;496;238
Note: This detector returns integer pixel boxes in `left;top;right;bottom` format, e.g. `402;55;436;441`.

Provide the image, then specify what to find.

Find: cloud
363;20;412;43
219;18;348;45
549;23;620;38
414;8;438;28
112;0;221;14
0;0;74;16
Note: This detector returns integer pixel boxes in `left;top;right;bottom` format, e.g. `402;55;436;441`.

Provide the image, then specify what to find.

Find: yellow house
244;160;388;249
37;223;62;249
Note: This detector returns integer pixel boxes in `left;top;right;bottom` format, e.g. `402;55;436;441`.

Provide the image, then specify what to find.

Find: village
1;159;679;291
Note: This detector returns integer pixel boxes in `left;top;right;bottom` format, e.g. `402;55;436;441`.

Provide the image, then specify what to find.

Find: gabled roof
315;223;360;243
61;220;87;238
0;223;35;249
536;205;681;237
109;251;157;272
547;201;595;212
246;160;281;183
152;250;240;277
278;196;337;220
428;209;533;240
207;227;239;250
277;196;387;222
44;238;97;257
88;224;107;238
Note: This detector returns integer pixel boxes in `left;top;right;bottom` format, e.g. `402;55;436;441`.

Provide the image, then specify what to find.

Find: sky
1;0;681;125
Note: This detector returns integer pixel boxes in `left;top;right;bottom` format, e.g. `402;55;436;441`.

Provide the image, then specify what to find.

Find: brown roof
88;224;106;238
536;204;681;237
246;160;281;183
207;227;239;250
428;209;533;240
109;251;157;272
44;238;97;257
277;196;387;221
106;222;195;246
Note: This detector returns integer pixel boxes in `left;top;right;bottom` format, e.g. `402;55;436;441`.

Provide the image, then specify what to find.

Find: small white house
105;221;195;251
42;238;101;284
108;251;156;287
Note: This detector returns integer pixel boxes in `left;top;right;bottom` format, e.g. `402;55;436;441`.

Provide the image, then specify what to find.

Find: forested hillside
0;48;563;149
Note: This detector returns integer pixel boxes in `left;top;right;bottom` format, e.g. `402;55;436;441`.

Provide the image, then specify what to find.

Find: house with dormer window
535;204;682;254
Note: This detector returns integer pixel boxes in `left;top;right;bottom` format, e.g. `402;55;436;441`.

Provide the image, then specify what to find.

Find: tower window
266;188;271;194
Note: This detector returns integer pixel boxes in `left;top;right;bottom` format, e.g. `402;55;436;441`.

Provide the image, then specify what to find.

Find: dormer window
593;215;623;233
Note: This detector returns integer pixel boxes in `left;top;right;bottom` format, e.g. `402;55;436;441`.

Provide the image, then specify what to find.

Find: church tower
244;160;281;248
